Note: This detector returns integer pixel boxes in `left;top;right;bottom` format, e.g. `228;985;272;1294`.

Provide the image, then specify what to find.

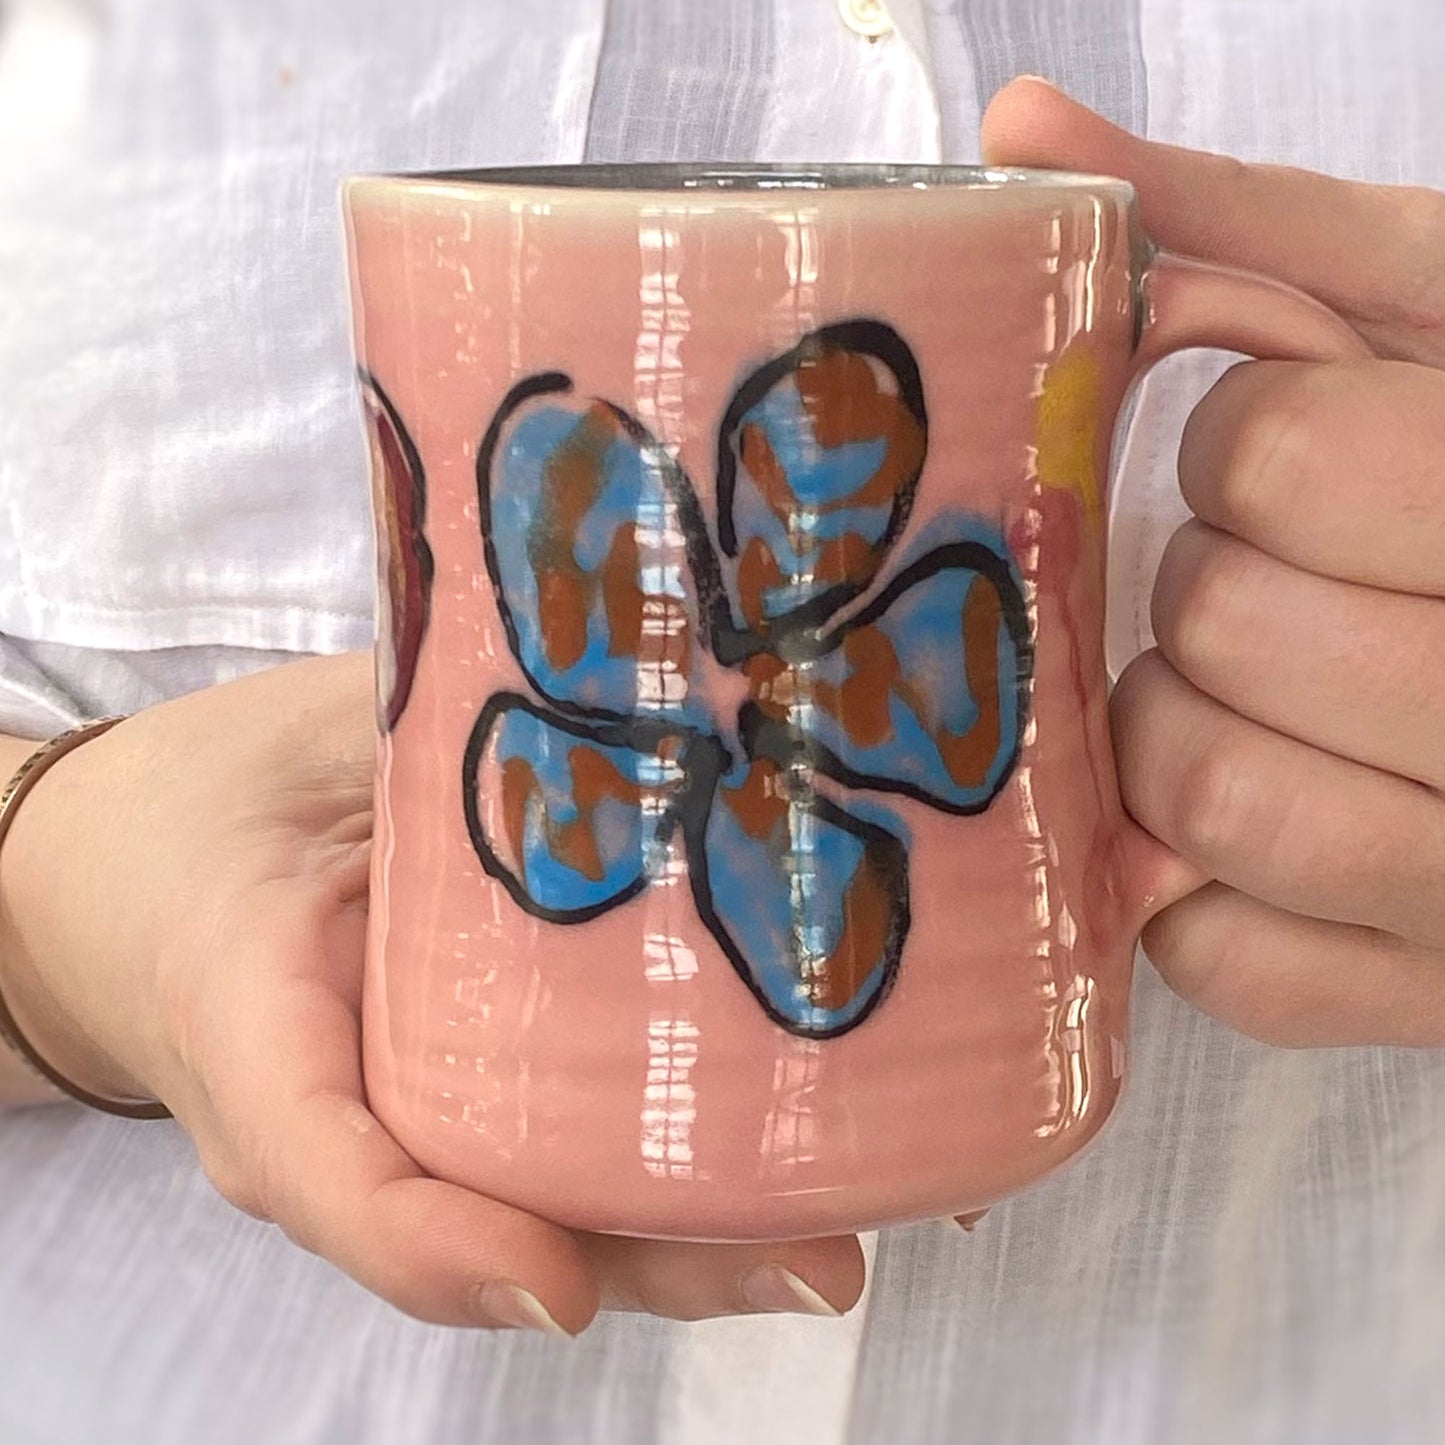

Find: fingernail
1015;73;1058;89
471;1281;572;1336
739;1265;843;1318
955;1209;991;1232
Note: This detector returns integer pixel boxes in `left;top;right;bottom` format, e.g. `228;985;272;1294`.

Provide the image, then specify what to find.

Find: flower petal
464;693;690;922
478;375;719;723
715;320;925;649
687;757;909;1037
743;540;1032;814
361;373;434;733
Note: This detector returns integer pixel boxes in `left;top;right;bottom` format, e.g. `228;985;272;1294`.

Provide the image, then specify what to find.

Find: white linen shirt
1;2;1443;1443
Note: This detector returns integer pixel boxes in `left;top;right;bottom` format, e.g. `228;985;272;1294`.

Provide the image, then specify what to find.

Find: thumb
981;77;1445;363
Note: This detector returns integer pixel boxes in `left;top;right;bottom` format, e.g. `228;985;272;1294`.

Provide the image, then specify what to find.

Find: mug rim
350;162;1135;198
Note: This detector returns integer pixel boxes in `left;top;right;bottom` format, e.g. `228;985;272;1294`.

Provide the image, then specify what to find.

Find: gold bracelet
0;717;171;1120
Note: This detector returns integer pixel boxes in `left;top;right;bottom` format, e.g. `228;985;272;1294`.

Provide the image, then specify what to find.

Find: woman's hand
0;651;864;1331
985;78;1445;1046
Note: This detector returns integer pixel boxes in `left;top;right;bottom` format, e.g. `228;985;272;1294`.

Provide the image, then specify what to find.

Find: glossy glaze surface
346;170;1149;1239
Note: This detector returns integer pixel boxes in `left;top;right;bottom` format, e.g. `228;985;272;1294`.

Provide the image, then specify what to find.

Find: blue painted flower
462;321;1032;1039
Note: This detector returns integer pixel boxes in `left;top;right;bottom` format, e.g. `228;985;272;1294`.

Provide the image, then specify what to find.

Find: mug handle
1113;251;1373;932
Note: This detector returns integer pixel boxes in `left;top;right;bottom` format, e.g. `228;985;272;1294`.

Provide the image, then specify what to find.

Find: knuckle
1111;652;1186;803
1142;894;1235;1012
196;1091;285;1214
1199;152;1257;208
1111;647;1171;725
1396;182;1445;235
1110;647;1158;704
1172;738;1266;864
1385;189;1445;337
1110;653;1170;787
198;1148;271;1222
274;1212;324;1260
1401;991;1445;1049
1210;372;1317;531
629;1274;697;1321
1153;525;1242;675
1144;890;1296;1045
1420;620;1445;769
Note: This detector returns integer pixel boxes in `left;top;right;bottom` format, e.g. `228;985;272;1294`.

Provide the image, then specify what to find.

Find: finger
1144;882;1445;1048
266;1088;595;1333
981;77;1445;362
214;937;862;1327
1111;650;1445;948
1151;519;1445;789
1178;359;1445;596
193;829;593;1338
231;976;598;1335
581;1233;865;1320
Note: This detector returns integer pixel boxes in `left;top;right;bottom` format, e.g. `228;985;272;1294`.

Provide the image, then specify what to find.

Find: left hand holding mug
984;78;1445;1047
0;654;865;1330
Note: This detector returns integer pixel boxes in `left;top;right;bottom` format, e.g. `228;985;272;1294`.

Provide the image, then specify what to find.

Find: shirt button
838;0;895;40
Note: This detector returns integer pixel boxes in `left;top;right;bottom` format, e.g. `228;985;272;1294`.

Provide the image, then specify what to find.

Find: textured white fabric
0;0;603;655
2;2;1444;1443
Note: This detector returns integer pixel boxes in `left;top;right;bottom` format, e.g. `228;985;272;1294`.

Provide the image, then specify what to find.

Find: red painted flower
360;375;434;733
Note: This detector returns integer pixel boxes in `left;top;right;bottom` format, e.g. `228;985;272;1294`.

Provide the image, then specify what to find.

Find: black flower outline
460;319;1034;1039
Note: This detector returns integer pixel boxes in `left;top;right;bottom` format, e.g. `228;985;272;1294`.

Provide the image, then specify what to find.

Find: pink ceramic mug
344;164;1364;1241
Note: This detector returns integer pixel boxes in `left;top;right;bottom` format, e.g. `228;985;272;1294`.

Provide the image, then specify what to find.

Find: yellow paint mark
1036;343;1103;522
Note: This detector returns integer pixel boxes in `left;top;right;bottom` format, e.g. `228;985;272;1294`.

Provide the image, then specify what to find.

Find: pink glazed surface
345;172;1152;1240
